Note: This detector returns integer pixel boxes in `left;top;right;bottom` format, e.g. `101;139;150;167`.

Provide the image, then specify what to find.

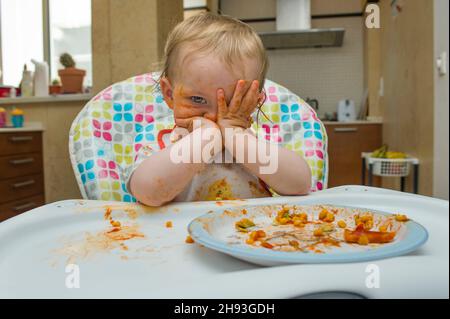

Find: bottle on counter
20;64;33;97
11;107;24;128
0;107;6;128
31;59;49;97
9;87;17;98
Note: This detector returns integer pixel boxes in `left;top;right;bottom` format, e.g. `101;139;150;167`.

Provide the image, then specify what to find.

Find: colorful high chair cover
69;72;328;202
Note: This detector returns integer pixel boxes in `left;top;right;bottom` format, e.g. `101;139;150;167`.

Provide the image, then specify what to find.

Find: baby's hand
216;80;262;132
175;116;219;133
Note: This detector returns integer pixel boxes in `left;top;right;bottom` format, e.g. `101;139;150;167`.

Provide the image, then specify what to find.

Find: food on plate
395;214;409;222
344;224;396;244
165;221;173;228
246;230;266;245
235;218;255;232
230;205;408;254
338;220;347;228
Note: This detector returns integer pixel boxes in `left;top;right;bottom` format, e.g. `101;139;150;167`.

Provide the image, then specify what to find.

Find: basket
362;153;419;177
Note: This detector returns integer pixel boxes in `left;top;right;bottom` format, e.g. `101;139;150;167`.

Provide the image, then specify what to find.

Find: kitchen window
0;0;92;88
0;0;44;87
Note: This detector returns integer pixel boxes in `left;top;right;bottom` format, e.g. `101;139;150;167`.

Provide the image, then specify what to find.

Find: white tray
0;186;448;298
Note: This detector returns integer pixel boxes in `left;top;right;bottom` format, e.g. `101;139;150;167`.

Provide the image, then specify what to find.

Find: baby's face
161;51;262;124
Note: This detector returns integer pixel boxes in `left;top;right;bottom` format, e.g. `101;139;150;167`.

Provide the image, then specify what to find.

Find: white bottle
9;87;16;98
20;64;34;98
31;59;49;97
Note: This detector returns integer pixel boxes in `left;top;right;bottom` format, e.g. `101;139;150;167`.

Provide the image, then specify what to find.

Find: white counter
323;120;383;125
0;93;93;105
0;122;45;133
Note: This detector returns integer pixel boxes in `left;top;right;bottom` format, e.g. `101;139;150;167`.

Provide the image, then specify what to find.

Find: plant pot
49;85;62;95
58;67;86;94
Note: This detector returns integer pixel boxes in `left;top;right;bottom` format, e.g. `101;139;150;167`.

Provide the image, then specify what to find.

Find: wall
0;0;185;204
433;0;449;200
378;0;435;195
92;0;184;94
219;0;365;118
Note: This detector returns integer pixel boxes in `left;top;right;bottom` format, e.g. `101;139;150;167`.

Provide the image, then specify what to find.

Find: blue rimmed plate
188;204;429;266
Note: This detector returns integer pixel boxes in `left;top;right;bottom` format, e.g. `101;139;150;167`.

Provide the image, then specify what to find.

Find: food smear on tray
229;205;409;254
54;207;145;264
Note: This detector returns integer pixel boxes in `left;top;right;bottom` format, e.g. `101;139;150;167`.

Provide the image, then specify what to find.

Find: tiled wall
266;17;364;118
220;0;365;118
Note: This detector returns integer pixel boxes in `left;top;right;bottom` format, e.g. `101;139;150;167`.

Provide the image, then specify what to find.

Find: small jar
11;108;24;128
0;107;6;128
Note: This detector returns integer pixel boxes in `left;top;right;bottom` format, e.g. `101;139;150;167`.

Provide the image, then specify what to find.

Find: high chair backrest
69;72;328;201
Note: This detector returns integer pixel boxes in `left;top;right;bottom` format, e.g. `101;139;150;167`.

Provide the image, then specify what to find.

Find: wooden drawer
0;195;45;223
0;174;44;204
326;124;382;187
0;152;43;180
0;132;42;156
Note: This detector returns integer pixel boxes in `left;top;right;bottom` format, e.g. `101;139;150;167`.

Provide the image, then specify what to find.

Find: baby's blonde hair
160;12;269;91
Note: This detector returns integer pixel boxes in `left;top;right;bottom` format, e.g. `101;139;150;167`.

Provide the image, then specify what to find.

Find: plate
188;204;429;266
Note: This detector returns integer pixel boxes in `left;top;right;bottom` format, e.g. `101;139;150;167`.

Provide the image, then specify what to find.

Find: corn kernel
358;235;369;245
379;225;388;232
324;212;335;223
395;214;409;222
165;221;173;228
355;214;374;230
299;213;308;222
185;235;194;244
293;219;305;227
289;240;299;248
318;209;328;220
321;223;335;232
338;220;347;228
313;228;324;237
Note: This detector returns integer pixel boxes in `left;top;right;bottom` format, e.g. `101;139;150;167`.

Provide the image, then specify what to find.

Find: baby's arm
217;80;311;195
129;118;221;206
225;128;311;195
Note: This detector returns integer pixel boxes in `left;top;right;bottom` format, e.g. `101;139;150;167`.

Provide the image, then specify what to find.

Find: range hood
258;28;345;50
259;0;345;50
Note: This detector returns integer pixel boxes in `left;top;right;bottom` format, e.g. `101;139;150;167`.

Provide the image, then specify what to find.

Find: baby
127;13;312;206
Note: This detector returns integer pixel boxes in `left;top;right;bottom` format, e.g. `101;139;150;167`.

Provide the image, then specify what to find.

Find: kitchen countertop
0;122;45;133
322;120;383;125
0;93;93;105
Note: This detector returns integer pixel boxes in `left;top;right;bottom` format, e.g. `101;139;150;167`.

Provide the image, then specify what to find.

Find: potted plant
58;53;85;94
49;78;62;95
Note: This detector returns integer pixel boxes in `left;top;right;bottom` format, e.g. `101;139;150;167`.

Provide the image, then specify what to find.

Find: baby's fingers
241;80;260;113
175;118;192;129
229;80;250;113
217;88;228;116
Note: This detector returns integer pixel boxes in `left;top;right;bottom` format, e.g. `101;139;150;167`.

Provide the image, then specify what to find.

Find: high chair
69;72;328;201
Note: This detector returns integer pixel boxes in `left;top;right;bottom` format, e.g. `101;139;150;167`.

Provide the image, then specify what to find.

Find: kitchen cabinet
0;131;45;222
325;122;382;188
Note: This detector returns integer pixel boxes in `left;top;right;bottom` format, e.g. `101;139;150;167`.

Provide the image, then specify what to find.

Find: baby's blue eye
190;96;207;104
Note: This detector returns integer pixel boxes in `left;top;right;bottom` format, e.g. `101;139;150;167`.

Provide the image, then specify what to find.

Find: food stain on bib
205;178;236;201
